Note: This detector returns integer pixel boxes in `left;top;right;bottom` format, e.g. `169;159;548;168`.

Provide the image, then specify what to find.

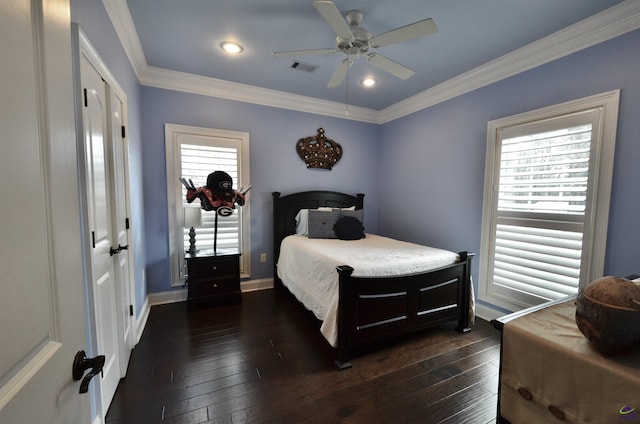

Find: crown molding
140;66;380;123
379;0;640;123
103;0;380;123
101;0;147;79
105;0;640;124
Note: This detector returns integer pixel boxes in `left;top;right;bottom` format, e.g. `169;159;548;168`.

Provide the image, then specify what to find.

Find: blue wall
69;0;640;314
380;28;640;310
71;0;148;313
140;87;380;293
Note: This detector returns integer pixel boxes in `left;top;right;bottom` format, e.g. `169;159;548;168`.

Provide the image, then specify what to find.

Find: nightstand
185;249;241;307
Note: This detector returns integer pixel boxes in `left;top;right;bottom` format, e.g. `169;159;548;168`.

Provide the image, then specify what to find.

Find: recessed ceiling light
362;78;376;87
220;41;243;55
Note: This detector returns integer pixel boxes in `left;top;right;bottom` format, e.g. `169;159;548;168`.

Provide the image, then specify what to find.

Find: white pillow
294;206;356;235
294;207;332;235
294;209;309;235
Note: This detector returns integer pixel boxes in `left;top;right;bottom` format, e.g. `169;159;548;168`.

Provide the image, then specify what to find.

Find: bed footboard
335;252;474;370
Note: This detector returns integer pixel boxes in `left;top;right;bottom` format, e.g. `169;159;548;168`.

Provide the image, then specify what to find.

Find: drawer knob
548;405;565;420
518;387;533;401
212;283;218;288
212;266;217;270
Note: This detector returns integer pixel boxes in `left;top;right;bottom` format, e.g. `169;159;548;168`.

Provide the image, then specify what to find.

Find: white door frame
0;0;90;422
109;86;136;374
71;24;137;420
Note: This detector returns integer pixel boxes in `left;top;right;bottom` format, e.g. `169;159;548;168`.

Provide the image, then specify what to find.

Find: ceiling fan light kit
272;0;437;88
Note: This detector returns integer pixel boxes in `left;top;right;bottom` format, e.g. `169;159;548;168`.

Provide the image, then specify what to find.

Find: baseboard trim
148;288;188;306
147;279;273;308
142;279;503;328
135;296;150;345
475;302;511;322
242;278;273;292
134;279;271;344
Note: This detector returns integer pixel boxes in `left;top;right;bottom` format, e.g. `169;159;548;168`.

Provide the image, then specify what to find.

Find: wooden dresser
492;295;640;423
185;249;241;307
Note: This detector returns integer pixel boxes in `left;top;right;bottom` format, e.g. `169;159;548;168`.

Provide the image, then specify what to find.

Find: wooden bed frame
272;190;474;370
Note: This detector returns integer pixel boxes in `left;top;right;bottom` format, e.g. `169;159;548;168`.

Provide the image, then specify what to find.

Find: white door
109;89;135;374
0;0;90;422
80;55;122;414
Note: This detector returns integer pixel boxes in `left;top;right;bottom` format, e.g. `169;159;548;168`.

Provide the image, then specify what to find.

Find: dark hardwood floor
106;288;501;424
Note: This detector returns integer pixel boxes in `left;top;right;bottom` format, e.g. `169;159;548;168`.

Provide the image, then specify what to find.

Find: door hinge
121;125;126;139
129;305;134;316
125;217;130;230
83;88;88;107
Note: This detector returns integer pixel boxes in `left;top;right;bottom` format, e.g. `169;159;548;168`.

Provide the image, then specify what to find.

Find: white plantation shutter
181;143;241;252
479;91;619;311
494;125;591;301
165;124;250;287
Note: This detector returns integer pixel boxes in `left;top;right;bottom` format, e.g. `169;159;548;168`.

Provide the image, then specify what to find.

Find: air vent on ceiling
290;61;318;73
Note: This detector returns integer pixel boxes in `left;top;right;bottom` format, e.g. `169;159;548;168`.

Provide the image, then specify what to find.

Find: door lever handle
72;350;106;394
79;365;103;394
109;244;128;256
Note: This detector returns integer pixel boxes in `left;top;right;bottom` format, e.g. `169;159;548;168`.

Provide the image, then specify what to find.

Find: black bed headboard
272;191;364;280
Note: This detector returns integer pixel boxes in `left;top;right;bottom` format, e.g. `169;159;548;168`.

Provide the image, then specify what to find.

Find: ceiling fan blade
370;18;437;48
327;58;353;88
313;0;354;41
367;54;415;80
272;48;337;58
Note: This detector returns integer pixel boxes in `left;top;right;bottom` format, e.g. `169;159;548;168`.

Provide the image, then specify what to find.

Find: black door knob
72;350;106;394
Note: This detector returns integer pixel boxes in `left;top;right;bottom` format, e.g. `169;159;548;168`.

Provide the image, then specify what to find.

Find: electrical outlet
260;253;267;263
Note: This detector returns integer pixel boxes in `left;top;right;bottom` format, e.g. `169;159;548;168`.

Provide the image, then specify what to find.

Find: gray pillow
308;209;341;239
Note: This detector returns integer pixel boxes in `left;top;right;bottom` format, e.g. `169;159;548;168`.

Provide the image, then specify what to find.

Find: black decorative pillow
333;216;365;240
340;208;363;222
308;209;341;239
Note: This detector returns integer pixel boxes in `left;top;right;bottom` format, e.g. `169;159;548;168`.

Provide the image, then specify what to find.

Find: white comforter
276;234;460;347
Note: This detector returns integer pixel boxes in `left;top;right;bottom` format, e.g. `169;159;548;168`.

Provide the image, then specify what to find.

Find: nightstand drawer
185;252;241;307
190;277;239;297
188;257;238;276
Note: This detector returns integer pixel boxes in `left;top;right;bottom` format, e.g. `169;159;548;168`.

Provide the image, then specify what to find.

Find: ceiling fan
272;0;437;88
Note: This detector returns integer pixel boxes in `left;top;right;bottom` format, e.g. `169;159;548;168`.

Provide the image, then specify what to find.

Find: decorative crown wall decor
296;128;343;170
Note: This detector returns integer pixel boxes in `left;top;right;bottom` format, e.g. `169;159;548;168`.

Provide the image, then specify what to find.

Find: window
165;124;250;286
479;91;619;311
180;143;243;252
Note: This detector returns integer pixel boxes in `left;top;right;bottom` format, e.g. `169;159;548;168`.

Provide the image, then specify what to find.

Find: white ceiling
118;0;636;120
